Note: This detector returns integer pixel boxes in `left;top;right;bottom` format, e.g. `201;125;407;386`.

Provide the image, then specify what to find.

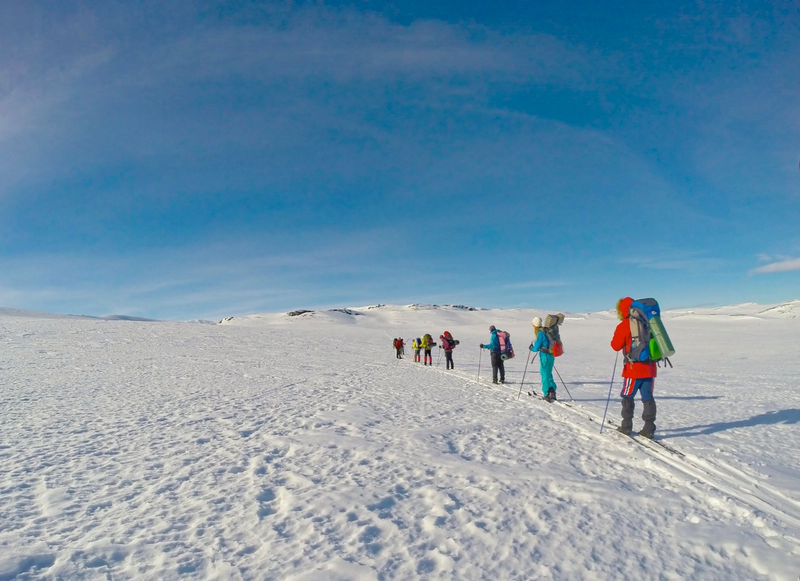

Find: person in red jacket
610;297;658;438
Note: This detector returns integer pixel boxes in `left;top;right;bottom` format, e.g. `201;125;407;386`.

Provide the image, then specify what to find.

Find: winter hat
489;325;496;331
532;316;542;328
616;297;633;321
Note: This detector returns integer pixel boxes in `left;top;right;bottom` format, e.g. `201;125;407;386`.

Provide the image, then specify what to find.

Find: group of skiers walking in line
394;297;675;440
393;333;460;369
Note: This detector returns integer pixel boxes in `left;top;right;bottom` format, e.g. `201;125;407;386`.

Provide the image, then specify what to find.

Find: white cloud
750;258;800;274
0;3;613;203
618;255;726;271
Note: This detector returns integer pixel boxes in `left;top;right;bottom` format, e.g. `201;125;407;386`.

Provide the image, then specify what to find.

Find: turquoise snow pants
539;352;557;395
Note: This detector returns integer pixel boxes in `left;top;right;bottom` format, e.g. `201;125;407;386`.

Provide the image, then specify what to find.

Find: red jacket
611;297;657;380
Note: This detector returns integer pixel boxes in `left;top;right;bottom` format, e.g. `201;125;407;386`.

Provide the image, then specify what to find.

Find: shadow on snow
660;409;800;439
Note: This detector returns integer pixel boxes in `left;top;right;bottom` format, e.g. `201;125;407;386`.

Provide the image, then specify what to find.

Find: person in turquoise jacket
480;325;505;384
530;317;557;401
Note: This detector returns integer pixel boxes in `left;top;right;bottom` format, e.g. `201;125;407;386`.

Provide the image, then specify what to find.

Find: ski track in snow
1;306;799;580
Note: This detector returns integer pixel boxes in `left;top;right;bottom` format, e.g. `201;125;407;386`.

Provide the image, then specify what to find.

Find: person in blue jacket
480;325;505;384
530;317;558;401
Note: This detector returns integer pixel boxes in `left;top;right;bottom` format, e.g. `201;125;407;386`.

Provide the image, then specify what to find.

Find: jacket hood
617;297;634;319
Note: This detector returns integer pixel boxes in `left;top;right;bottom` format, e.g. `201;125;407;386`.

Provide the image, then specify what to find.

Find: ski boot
640;400;657;440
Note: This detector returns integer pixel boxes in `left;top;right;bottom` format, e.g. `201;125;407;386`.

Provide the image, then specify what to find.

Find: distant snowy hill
218;299;800;327
85;314;162;322
668;299;800;320
0;307;86;320
0;308;162;322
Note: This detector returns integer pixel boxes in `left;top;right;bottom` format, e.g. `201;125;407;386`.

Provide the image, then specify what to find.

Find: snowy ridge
84;314;162;322
218;299;800;327
666;299;800;319
218;303;488;326
0;307;164;322
0;307;85;320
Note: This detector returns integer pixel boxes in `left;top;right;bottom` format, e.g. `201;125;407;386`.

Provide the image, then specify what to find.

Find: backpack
441;331;457;351
422;334;433;349
628;298;675;366
497;330;514;360
542;313;564;357
393;339;401;349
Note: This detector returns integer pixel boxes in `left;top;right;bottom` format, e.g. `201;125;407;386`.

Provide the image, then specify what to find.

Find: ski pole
553;365;574;402
437;346;442;367
517;348;538;400
477;347;483;381
600;351;620;434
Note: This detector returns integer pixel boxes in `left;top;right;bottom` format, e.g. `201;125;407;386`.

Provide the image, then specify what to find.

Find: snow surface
1;302;799;580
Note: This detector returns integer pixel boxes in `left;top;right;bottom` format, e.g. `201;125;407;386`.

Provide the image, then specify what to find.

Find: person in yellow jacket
420;334;437;366
412;338;422;363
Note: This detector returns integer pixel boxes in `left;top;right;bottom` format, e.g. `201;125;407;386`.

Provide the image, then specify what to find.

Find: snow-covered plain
1;301;799;580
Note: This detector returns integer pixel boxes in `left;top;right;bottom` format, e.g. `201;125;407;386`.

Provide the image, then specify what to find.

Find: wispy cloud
750;258;800;274
618;255;726;271
0;3;614;204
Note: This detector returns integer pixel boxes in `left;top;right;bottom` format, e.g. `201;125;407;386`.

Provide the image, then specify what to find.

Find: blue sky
1;0;798;319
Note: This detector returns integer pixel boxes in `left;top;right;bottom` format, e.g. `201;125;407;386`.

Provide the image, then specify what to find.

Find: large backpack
628;298;675;366
542;313;565;357
442;331;458;350
497;330;514;360
422;334;432;349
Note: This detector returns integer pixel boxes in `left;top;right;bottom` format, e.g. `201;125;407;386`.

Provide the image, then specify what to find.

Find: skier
412;338;422;363
611;297;658;438
480;325;505;384
394;338;405;359
439;332;457;369
530;317;558;401
421;334;436;365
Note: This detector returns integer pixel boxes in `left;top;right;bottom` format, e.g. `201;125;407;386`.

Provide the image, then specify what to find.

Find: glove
479;344;484;348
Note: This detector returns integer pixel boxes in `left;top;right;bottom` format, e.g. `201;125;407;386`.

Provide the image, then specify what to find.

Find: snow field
1;305;799;580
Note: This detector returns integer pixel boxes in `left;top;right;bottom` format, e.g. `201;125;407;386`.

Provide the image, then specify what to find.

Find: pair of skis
526;385;683;457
